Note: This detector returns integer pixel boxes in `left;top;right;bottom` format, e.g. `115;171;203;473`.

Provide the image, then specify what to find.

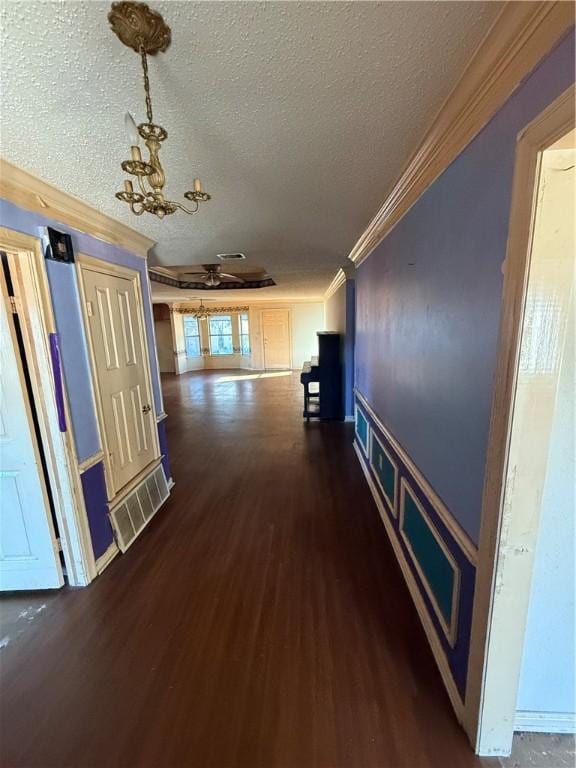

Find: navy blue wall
325;277;356;419
355;29;575;544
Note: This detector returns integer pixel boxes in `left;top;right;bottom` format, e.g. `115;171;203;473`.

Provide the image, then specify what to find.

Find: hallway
0;371;488;768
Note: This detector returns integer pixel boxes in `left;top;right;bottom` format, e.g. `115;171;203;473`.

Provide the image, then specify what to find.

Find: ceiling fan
182;264;245;288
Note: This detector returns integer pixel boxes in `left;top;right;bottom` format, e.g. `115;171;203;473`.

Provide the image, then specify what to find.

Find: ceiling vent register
217;253;246;261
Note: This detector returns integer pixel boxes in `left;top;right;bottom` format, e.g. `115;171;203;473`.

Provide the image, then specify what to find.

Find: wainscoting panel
355;403;369;455
370;430;398;517
354;392;477;701
400;479;460;646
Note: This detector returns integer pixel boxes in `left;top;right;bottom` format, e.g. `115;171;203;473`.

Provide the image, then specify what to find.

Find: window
183;316;201;357
209;315;233;356
239;313;250;356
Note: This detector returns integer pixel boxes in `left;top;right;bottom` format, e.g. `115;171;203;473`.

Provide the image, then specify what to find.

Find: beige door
80;261;157;495
261;309;291;369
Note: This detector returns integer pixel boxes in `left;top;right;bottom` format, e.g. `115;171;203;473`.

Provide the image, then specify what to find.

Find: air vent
109;464;170;552
217;253;245;261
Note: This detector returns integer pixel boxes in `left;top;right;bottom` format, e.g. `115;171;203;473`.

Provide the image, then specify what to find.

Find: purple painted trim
355;395;475;699
48;332;66;431
157;419;171;482
80;461;114;560
344;280;356;418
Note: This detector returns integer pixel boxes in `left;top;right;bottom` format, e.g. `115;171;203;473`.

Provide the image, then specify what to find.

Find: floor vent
109;464;170;552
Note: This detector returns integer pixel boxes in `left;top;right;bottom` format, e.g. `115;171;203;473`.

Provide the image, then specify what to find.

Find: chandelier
108;1;211;218
192;300;210;320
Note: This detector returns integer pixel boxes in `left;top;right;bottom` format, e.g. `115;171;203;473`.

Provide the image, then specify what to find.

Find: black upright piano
300;332;343;420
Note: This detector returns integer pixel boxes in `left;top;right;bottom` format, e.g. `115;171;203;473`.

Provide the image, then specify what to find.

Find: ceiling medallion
108;1;211;218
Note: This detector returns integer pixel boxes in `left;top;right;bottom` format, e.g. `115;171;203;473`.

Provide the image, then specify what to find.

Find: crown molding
324;265;355;300
0;158;155;258
324;268;347;300
349;1;575;267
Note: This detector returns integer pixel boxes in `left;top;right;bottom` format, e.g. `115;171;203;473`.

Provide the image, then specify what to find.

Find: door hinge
8;295;18;314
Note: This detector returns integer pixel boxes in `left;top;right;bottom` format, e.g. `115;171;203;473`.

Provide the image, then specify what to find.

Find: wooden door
80;262;157;495
0;264;64;590
261;309;291;369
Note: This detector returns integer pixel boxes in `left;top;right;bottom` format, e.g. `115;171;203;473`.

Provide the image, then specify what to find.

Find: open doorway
0;231;97;590
466;88;575;755
0;253;64;590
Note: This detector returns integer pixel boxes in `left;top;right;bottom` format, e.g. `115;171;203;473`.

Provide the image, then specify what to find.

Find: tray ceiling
0;1;502;298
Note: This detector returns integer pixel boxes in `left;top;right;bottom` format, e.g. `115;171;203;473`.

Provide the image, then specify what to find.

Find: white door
0;266;64;590
261;309;291;369
80;264;157;495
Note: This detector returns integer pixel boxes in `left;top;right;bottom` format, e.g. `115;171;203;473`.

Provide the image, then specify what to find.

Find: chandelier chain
139;47;154;123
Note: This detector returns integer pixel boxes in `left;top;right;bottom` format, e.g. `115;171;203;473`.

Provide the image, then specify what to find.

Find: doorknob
142;404;151;414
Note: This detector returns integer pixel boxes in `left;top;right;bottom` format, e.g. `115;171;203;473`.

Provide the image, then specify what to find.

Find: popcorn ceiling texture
0;1;501;299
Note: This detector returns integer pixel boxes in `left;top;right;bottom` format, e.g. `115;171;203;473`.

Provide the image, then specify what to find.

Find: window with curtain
208;315;233;356
183;315;201;357
239;313;250;356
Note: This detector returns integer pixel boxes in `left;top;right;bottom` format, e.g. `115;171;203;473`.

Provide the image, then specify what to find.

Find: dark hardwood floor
1;370;500;767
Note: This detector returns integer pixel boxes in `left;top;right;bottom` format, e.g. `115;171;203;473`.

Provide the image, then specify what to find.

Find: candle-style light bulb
193;178;202;193
125;112;140;147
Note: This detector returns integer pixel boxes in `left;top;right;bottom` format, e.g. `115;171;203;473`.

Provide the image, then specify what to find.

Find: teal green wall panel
356;407;368;451
402;488;455;626
371;434;396;510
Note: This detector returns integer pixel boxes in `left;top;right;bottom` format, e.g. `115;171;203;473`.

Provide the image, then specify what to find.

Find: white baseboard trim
353;440;465;722
514;711;576;734
95;541;119;575
168;478;175;491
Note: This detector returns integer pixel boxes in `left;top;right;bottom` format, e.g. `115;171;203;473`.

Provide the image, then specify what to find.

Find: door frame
0;227;97;586
464;85;575;755
259;307;293;370
76;253;160;502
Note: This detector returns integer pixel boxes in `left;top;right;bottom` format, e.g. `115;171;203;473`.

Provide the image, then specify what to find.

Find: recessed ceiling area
0;1;503;300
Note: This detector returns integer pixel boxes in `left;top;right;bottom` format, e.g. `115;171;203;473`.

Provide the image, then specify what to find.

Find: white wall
159;302;324;373
517;295;575;719
245;302;325;370
325;283;346;333
290;302;324;368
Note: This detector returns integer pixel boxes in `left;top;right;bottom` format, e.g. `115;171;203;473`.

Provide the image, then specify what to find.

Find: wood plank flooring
1;370;505;767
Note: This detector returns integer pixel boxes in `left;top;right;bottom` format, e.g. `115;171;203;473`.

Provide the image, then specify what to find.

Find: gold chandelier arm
174;200;200;215
137;172;152;198
130;201;146;215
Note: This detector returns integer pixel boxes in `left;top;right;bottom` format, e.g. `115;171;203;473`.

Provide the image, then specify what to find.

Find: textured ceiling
0;1;502;299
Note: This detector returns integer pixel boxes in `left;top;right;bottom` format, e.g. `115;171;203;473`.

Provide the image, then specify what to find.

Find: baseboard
353;440;465;722
168;478;175;491
514;711;576;734
95;541;119;575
